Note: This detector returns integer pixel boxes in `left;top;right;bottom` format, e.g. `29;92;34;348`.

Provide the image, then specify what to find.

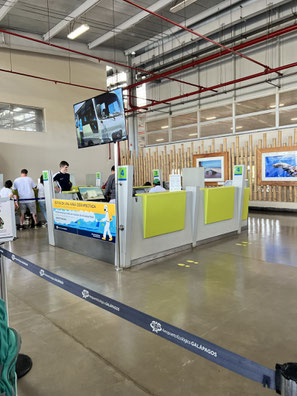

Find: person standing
149;180;166;193
104;165;115;204
13;169;38;229
0;180;14;198
53;161;72;192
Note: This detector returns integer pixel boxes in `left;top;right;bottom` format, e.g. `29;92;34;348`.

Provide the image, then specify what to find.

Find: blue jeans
39;200;47;221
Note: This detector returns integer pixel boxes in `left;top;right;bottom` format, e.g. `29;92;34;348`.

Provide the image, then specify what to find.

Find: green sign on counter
118;167;127;181
234;166;243;176
96;172;101;179
43;171;48;181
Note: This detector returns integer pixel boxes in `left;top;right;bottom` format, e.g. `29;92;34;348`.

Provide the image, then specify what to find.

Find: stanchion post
0;253;8;320
276;363;297;395
114;142;121;271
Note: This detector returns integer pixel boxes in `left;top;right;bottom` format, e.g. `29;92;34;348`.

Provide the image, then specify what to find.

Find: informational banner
53;199;116;243
0;199;16;241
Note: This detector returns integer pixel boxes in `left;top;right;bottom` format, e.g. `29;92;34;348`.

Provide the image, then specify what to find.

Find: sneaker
19;225;24;231
41;222;47;228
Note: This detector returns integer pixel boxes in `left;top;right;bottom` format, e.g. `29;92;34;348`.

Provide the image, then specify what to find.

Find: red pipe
127;23;297;90
0;28;204;90
122;0;279;74
126;61;297;111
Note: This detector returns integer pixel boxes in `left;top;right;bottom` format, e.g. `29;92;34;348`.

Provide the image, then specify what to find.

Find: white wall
0;48;115;185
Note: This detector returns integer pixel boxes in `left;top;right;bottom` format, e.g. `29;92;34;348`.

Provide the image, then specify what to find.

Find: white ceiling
0;0;224;51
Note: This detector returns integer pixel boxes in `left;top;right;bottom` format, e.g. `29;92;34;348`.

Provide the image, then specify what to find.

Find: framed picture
257;146;297;186
193;152;229;184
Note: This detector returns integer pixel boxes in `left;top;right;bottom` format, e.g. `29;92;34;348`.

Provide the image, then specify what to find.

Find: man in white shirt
149;181;166;193
13;169;37;229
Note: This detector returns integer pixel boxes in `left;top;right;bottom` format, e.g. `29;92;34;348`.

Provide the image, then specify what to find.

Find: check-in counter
128;186;249;266
131;191;192;265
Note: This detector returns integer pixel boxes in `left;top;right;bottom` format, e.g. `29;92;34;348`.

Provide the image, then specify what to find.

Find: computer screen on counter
78;187;105;201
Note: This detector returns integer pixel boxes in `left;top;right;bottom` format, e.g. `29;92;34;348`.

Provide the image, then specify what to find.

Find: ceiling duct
170;0;197;13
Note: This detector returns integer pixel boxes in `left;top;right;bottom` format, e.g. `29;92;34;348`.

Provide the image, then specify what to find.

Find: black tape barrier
0;247;276;390
17;198;45;201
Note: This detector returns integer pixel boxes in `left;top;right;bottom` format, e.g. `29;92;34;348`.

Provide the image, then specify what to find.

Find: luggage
0;298;21;396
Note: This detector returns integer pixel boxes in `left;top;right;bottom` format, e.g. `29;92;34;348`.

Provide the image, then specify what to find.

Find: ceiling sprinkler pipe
127;23;297;90
122;0;280;75
126;61;297;112
0;28;204;90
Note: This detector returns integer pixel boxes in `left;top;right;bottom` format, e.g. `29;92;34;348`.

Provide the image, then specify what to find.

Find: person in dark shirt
104;165;115;203
53;161;72;192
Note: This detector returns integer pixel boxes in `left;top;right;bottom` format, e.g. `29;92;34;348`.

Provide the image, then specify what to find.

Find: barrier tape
17;198;45;201
0;247;275;390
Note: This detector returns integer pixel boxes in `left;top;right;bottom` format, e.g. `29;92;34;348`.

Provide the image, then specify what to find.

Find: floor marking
187;260;194;263
178;263;185;267
236;243;243;246
194;262;199;264
185;265;190;268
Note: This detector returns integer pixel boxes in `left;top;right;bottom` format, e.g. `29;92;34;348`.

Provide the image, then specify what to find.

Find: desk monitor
78;187;105;201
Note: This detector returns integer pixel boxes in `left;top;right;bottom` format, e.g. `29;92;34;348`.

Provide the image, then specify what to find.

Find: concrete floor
4;212;297;395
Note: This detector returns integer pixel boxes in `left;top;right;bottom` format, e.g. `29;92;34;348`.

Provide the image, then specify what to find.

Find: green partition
242;188;250;220
138;191;186;238
201;187;235;224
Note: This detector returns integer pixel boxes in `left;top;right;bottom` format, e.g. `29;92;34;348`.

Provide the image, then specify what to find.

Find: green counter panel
242;188;250;220
139;191;186;238
201;187;235;224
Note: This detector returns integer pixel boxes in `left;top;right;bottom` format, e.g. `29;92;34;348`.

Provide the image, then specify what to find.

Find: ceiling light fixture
161;125;168;129
270;103;284;108
67;24;89;40
206;116;216;120
170;0;197;13
156;138;165;142
291;117;297;121
189;133;197;136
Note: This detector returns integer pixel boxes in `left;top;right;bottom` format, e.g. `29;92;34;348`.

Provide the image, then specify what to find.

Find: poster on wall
193;152;229;184
257;147;297;185
53;200;116;243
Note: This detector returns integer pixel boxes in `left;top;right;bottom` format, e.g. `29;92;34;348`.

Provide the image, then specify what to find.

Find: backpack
0;298;21;396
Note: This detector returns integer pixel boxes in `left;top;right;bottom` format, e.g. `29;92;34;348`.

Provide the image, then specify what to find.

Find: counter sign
234;166;243;176
118;167;127;181
43;171;49;181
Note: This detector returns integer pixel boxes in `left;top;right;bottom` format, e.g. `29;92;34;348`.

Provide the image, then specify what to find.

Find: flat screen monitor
74;88;127;148
78;187;105;201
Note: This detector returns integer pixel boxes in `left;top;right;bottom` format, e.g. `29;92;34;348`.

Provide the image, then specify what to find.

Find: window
200;104;232;121
200;120;233;138
236;95;275;115
0;103;44;132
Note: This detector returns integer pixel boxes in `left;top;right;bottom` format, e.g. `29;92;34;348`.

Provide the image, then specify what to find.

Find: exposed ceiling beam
0;0;18;22
0;29;126;64
88;0;174;49
125;0;243;55
43;0;101;41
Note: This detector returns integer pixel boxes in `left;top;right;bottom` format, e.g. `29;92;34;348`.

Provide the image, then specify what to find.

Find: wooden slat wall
120;129;297;202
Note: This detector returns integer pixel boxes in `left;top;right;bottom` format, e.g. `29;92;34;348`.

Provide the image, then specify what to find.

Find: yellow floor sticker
185;265;190;268
187;260;194;263
194;262;199;264
178;263;185;267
